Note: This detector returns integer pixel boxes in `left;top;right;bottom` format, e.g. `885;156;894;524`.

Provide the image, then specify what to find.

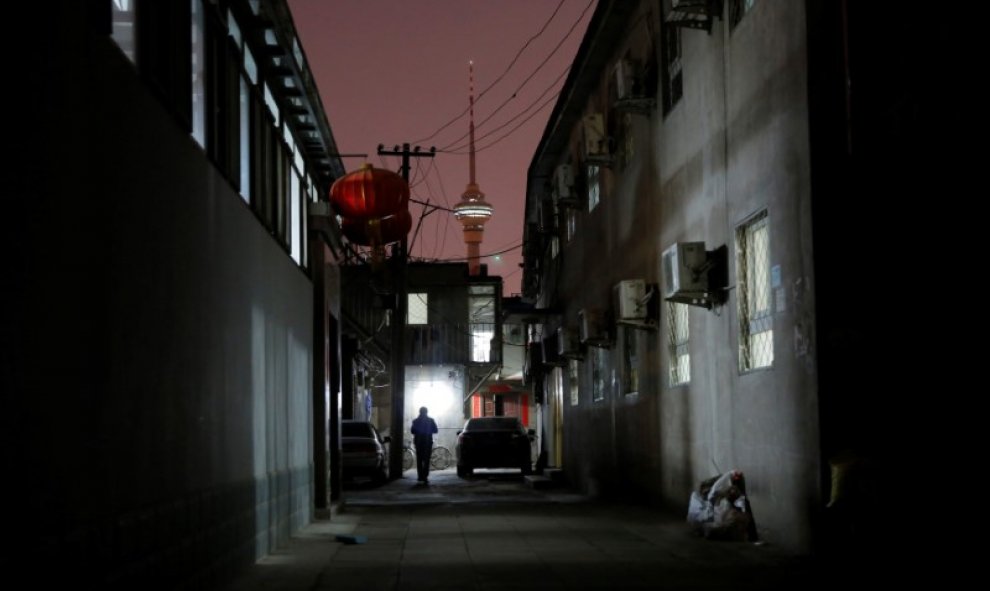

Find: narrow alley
8;0;938;588
223;471;829;591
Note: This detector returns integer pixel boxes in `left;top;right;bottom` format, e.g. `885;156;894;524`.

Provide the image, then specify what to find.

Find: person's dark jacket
411;415;438;448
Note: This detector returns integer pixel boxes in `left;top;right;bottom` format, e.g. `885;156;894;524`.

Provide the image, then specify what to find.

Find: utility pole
377;143;434;480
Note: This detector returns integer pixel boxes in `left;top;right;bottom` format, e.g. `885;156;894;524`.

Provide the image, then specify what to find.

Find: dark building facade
7;1;346;585
521;0;942;554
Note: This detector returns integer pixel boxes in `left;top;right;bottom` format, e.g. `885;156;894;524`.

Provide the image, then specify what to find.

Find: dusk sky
287;0;596;295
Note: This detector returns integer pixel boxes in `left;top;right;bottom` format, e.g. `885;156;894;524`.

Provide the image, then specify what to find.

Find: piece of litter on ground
335;534;368;544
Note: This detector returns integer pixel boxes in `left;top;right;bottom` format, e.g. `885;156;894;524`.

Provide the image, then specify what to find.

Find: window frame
667;301;691;386
736;211;774;371
407;293;429;325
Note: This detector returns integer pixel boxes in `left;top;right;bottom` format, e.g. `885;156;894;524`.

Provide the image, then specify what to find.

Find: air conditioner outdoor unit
614;279;648;321
662;242;708;299
582;113;608;157
614;59;639;100
557;326;581;358
578;308;609;346
671;0;711;13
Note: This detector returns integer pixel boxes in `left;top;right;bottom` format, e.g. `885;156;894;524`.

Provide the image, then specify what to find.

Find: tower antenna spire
453;61;494;276
468;60;476;185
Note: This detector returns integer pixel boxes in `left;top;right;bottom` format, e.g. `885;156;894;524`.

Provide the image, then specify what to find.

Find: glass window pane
569;359;580;406
227;8;242;47
737;212;773;371
111;0;136;63
290;172;301;264
239;78;251;203
244;45;258;84
587;165;600;211
469;296;495;323
408;293;428;325
471;327;494;362
264;83;280;127
191;0;205;148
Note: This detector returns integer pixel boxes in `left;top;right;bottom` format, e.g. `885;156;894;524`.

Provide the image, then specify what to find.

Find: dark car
455;417;534;478
341;420;390;482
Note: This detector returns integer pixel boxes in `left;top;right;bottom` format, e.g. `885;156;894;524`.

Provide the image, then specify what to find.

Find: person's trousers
415;443;432;481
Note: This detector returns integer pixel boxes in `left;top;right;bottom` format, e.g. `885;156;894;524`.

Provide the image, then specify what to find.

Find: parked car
455;417;534;478
341;420;390;482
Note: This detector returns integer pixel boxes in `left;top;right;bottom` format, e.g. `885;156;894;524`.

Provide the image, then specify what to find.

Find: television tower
453;61;494;276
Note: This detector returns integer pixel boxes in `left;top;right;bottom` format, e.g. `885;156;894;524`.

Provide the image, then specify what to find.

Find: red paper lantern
341;209;412;246
330;163;409;219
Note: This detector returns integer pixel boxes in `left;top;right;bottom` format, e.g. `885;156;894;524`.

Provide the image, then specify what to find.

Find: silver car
341;420;390;482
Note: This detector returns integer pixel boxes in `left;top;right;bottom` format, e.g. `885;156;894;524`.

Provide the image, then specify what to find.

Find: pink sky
288;0;595;295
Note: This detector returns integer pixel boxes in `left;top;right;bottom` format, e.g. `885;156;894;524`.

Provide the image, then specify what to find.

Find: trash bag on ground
686;469;758;542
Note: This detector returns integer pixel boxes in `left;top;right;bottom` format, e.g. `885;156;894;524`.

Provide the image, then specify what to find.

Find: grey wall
653;0;820;551
7;13;314;586
544;0;820;551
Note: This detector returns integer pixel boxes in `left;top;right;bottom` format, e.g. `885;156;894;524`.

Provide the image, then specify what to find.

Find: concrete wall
7;12;314;585
544;0;820;551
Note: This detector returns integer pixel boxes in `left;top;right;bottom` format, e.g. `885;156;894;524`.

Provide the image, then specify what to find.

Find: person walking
411;406;438;483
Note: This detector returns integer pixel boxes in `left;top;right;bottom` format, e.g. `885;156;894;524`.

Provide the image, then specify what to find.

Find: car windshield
342;422;375;438
465;417;522;432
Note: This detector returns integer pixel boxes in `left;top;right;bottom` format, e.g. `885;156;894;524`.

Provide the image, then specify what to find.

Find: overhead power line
409;0;574;145
437;0;593;150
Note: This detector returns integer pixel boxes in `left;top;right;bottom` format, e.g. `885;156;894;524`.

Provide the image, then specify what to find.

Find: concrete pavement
221;469;845;590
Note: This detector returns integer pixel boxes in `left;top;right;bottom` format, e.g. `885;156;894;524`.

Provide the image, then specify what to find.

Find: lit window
736;211;773;370
239;78;251;203
264;84;280;127
290;172;301;264
408;293;428;325
191;0;205;148
244;45;258;84
667;302;691;385
227;9;242;47
110;0;135;63
471;327;494;363
469;288;495;363
587;165;600;211
292;38;305;71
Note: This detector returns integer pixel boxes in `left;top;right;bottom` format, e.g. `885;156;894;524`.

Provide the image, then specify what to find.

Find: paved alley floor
222;469;837;590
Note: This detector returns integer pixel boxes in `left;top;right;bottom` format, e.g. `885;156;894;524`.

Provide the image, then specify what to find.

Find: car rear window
342;422;375;438
465;417;522;431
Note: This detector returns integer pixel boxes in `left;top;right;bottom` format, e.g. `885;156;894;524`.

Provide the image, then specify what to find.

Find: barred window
408;293;428;325
623;327;639;395
565;208;577;243
667;302;691;385
587;165;601;211
591;347;607;402
736;212;773;370
659;7;682;115
569;359;580;406
469;286;496;363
